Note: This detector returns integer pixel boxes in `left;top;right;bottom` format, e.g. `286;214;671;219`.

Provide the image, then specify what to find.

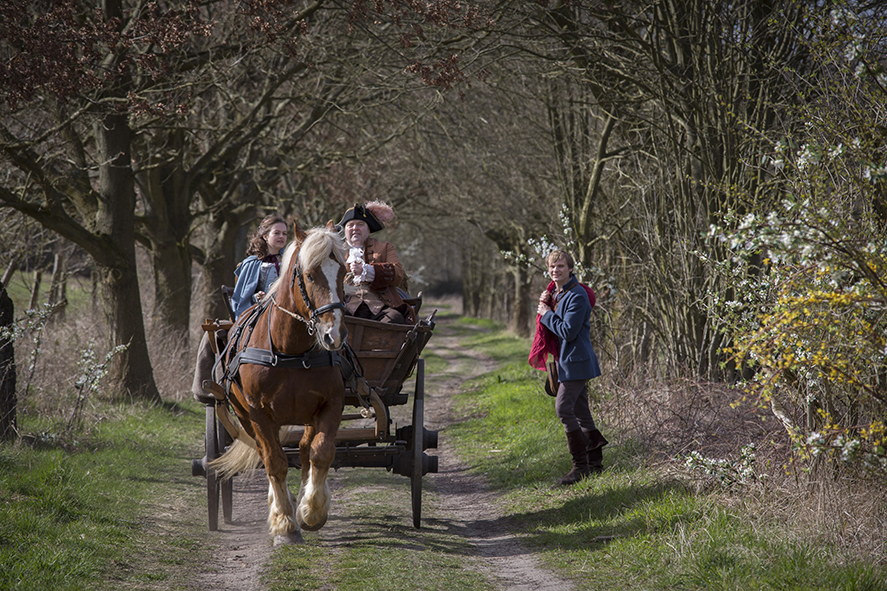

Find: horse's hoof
273;531;303;546
296;513;327;532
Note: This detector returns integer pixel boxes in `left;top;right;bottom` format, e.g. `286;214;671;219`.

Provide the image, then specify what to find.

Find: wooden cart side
343;312;435;406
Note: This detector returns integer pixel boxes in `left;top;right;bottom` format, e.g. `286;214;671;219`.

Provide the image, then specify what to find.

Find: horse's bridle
272;261;345;335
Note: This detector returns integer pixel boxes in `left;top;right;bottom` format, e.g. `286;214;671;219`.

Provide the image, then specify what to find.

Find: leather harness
213;260;357;394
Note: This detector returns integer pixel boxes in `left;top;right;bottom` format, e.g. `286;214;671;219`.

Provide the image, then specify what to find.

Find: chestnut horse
210;222;348;545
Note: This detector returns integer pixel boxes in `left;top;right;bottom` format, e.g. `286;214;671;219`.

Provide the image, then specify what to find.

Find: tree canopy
1;0;885;478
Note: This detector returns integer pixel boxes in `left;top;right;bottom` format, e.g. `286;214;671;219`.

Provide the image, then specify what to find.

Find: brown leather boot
557;430;591;485
583;429;608;474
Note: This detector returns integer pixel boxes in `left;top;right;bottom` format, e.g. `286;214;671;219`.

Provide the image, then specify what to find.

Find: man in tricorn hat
338;201;414;324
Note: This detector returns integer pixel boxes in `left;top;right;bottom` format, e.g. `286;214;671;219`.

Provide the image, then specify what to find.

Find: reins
271;295;312;331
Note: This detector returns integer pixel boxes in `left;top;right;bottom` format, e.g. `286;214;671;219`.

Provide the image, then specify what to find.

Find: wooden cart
191;305;438;531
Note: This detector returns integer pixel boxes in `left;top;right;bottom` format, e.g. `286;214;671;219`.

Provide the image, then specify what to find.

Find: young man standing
536;250;608;485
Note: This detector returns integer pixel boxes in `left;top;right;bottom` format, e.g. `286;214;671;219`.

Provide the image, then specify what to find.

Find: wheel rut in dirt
416;324;575;591
195;469;271;591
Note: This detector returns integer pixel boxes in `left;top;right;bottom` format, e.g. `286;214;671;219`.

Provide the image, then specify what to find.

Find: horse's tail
209;434;262;481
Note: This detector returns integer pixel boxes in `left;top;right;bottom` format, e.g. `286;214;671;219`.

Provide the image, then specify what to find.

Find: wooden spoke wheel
411;359;425;529
218;412;233;524
205;405;220;531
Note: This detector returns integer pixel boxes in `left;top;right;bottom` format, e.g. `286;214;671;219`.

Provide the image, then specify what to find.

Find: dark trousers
352;301;406;324
555;380;597;433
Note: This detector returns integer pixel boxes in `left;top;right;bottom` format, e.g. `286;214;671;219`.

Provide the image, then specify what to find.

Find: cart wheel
218;414;233;524
205;405;220;531
411;358;425;528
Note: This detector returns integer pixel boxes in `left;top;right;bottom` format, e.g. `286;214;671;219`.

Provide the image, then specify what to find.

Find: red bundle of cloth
528;280;596;370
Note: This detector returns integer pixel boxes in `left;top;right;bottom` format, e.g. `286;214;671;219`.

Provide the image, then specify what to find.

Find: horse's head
280;221;348;350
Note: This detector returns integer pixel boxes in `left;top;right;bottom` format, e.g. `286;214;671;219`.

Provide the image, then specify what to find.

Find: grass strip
0;401;209;591
447;318;887;591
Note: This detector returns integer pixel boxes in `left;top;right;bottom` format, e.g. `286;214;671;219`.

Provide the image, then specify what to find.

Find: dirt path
195;311;573;590
194;469;271;591
415;325;575;591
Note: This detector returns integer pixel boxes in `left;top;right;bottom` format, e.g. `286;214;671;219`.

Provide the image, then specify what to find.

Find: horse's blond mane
264;226;347;299
299;226;347;270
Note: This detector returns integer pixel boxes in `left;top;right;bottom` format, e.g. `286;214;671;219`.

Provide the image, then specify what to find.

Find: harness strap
229;347;341;372
292;262;346;321
211;299;268;386
339;343;372;410
272;295;311;325
314;301;346;316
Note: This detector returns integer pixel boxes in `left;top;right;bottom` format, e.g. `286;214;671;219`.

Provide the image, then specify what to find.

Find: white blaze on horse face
320;259;343;306
317;258;346;350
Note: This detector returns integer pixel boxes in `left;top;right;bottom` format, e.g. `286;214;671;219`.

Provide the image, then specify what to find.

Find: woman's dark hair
245;215;287;258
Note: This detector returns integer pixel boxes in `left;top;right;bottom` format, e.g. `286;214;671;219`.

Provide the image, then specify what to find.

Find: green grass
4;271;93;314
416;350;449;376
3;314;884;590
446;318;887;591
0;401;210;591
270;542;490;591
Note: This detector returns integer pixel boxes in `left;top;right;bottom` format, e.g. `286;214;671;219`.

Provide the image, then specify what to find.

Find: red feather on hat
364;201;395;227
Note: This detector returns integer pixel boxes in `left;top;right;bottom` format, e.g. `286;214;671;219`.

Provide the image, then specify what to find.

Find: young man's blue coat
540;275;601;383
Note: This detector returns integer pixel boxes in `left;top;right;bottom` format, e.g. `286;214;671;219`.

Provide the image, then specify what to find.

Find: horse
210;221;348;545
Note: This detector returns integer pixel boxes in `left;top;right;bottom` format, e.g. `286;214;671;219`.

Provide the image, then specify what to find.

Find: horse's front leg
296;411;338;531
297;425;315;507
254;422;302;545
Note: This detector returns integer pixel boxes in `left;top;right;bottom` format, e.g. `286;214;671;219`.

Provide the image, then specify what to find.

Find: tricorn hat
337;203;384;233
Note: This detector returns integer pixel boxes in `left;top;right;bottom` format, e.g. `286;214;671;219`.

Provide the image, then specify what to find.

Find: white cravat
347;247;374;283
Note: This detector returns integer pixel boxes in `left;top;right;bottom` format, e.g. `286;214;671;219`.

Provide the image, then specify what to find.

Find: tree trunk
148;238;192;343
73;0;161;403
138;130;193;346
93;106;160;402
199;210;241;323
0;283;16;442
460;237;486;318
509;264;532;337
48;251;67;322
482;227;534;335
28;271;42;311
1;261;16;288
90;268;99;312
97;259;159;401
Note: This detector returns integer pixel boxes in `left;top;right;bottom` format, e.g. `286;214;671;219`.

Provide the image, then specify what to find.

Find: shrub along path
194;309;574;591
